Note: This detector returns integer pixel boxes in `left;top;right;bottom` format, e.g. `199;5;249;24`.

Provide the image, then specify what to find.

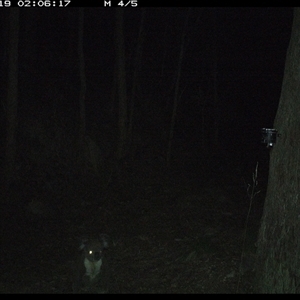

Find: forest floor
0;155;266;293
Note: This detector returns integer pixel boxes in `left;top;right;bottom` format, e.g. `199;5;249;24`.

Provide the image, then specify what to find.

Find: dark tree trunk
115;9;128;161
128;8;146;157
212;8;219;151
78;8;86;148
166;8;190;166
4;8;19;188
255;8;300;293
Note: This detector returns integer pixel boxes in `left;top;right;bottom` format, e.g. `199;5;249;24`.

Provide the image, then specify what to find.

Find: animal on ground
72;234;109;293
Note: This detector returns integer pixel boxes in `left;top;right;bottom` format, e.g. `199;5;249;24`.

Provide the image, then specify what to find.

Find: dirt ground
0;157;264;293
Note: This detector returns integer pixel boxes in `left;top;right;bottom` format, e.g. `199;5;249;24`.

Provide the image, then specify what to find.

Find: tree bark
255;8;300;293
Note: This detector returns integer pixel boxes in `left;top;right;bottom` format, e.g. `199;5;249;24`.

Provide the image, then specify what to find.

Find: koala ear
79;238;89;251
99;234;109;249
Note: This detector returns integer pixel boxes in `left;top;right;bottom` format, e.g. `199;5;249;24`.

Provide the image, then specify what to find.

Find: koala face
82;238;107;262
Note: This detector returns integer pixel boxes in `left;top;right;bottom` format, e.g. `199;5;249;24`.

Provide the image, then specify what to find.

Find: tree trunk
212;8;219;151
4;8;19;188
128;8;146;157
115;9;127;161
166;8;190;166
78;8;86;148
255;8;300;293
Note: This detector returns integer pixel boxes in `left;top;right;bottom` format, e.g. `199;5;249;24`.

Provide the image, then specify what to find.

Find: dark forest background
0;8;293;183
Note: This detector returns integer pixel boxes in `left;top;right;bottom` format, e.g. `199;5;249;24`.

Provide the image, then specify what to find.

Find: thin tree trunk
4;8;19;188
115;9;127;160
166;8;190;166
78;8;86;146
212;8;219;151
128;8;145;156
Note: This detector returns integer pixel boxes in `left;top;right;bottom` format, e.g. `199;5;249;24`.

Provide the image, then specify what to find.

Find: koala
73;234;109;293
